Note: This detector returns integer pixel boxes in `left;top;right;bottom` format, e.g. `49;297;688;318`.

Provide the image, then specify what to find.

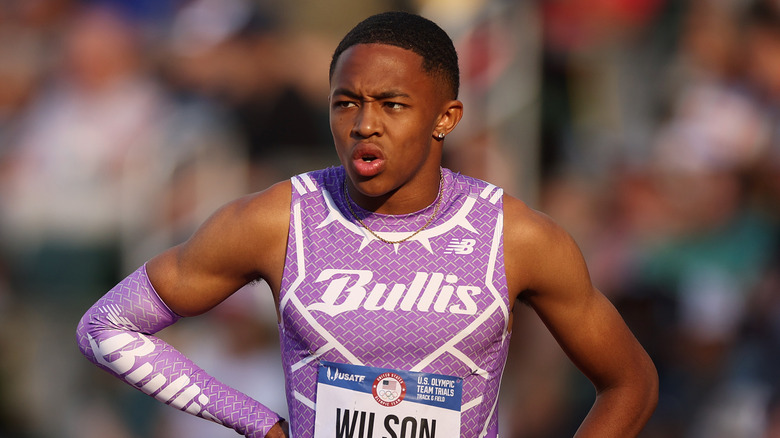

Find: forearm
574;382;658;438
76;264;283;438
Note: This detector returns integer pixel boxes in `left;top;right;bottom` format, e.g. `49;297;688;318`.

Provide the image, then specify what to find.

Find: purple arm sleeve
75;264;282;438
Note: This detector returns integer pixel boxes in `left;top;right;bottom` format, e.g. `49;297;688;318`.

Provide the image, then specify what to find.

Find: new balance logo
444;238;476;255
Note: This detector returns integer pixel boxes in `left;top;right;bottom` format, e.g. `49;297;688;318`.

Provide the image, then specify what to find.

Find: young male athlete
77;11;657;438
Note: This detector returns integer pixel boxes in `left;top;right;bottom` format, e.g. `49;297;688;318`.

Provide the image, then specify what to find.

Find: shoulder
209;179;292;237
503;194;569;249
502;194;588;301
239;179;293;220
217;179;293;268
178;178;293;265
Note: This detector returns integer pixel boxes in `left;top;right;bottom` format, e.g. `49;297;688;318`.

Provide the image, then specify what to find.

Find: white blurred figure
0;5;249;438
1;3;249;290
0;5;167;286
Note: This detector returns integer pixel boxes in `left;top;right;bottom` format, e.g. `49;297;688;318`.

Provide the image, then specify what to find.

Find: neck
345;168;443;215
343;169;445;245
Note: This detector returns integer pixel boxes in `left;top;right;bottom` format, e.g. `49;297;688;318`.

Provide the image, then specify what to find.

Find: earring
437;132;445;139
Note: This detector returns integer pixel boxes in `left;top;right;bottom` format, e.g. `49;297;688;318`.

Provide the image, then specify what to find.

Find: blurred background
0;0;778;437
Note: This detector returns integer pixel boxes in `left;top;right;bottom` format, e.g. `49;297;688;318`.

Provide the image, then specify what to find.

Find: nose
352;102;382;138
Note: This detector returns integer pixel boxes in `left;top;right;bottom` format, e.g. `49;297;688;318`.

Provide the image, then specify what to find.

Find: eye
333;100;357;109
384;102;405;110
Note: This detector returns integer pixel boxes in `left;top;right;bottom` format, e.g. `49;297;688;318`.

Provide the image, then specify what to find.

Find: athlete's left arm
503;196;658;438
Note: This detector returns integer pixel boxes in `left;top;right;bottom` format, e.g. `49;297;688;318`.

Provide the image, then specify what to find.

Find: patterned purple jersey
279;166;511;437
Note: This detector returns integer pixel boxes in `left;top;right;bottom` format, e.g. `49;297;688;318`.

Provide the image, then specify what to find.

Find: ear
433;99;464;140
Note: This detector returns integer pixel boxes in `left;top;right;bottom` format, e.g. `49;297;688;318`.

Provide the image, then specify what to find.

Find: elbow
75;308;109;366
643;358;660;419
75;311;95;362
624;353;659;427
598;354;659;427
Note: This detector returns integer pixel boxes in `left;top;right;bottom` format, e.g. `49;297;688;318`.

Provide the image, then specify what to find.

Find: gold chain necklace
343;171;444;244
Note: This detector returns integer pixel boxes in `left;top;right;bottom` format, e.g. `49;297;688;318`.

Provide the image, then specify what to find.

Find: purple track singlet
279;166;511;438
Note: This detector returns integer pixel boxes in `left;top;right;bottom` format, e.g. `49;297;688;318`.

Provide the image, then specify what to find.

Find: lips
351;143;386;177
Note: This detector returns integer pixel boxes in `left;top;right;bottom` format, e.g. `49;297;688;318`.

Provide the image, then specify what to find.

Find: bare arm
504;196;658;437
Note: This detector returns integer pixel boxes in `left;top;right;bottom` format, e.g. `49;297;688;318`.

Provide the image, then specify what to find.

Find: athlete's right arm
76;181;292;438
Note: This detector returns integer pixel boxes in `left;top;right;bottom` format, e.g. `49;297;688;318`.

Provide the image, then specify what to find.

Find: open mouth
351;146;385;177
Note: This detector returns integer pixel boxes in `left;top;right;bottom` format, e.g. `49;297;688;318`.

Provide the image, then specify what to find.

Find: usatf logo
326;366;366;383
372;372;406;407
444;238;476;255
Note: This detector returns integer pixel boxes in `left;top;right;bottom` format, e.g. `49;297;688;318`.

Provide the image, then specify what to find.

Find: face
329;43;462;213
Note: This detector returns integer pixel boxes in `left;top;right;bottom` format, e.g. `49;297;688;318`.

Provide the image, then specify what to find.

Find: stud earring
437;132;445;139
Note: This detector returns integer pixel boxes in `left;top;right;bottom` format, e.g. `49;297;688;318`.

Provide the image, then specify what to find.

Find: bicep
506;202;651;392
147;182;291;317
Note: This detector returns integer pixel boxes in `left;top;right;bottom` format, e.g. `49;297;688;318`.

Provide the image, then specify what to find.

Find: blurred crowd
508;0;780;437
0;0;778;437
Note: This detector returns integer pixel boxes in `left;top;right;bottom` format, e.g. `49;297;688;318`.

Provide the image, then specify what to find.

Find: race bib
314;361;462;438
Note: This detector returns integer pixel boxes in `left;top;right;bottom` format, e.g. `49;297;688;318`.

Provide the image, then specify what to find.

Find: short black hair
329;11;460;99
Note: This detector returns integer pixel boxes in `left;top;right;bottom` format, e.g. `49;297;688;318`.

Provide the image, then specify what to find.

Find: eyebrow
332;88;411;100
